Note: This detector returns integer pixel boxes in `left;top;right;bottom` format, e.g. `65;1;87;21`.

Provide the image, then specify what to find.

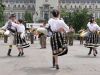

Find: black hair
18;19;23;23
90;18;95;23
51;9;59;17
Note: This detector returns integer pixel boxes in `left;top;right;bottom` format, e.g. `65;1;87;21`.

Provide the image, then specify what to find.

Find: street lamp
58;0;61;18
10;1;14;14
92;3;95;17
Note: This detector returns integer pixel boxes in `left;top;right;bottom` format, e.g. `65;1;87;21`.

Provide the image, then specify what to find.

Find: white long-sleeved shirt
87;22;100;32
3;20;25;33
16;24;25;33
48;18;69;33
2;20;16;31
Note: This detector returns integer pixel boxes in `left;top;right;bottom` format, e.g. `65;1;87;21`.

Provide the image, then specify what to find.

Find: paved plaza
0;38;100;75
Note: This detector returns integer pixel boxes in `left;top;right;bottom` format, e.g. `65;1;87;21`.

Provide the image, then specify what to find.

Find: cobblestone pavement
0;38;100;75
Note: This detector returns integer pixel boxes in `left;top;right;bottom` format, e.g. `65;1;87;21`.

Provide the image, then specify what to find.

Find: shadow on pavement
74;55;99;58
0;56;26;59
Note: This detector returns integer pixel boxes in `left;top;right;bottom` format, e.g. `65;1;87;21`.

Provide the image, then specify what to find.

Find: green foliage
24;11;33;23
61;8;91;32
96;18;100;26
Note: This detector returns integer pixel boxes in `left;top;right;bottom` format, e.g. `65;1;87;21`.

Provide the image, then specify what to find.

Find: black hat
9;14;16;19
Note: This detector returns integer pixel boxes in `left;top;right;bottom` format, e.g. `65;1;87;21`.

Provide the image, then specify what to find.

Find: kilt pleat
85;32;99;47
50;32;67;55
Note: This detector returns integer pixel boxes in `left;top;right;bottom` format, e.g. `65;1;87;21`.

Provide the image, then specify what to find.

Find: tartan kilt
85;32;99;47
50;32;68;55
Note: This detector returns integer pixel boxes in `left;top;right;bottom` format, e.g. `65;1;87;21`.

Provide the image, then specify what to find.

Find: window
62;0;66;3
18;5;20;8
71;5;73;8
85;5;87;8
95;5;98;8
60;5;62;8
20;0;23;3
8;5;10;7
75;5;76;8
79;5;81;8
28;5;31;8
89;5;91;9
45;0;48;2
13;5;16;8
6;0;8;3
22;5;24;8
30;0;33;3
64;5;67;9
16;0;19;3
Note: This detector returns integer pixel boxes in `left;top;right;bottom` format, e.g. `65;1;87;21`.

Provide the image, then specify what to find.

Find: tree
24;11;33;23
96;18;100;26
0;0;5;27
61;8;91;32
71;9;90;32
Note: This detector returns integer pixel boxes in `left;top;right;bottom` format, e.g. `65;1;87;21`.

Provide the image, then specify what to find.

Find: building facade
3;0;35;20
34;0;59;22
61;0;100;18
2;0;100;21
3;0;58;22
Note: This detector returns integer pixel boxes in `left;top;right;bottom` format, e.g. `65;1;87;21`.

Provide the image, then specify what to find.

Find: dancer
2;14;17;56
48;9;69;69
85;18;100;56
16;19;25;56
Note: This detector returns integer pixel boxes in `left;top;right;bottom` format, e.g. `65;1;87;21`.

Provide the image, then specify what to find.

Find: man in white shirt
2;14;17;56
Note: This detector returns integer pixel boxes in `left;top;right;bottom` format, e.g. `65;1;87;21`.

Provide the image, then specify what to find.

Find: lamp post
58;0;61;18
92;3;95;17
10;1;14;14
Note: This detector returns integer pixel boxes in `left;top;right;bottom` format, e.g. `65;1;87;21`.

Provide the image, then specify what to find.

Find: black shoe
56;65;59;70
93;52;97;57
18;52;21;57
93;54;96;57
93;50;97;57
7;54;12;56
95;50;98;54
88;53;91;55
21;52;24;56
52;57;55;68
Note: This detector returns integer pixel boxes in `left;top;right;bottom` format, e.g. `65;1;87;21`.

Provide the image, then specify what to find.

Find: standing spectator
68;25;75;46
39;20;47;49
79;28;85;44
30;25;34;44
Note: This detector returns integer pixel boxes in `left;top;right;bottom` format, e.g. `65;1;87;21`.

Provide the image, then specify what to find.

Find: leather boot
7;49;12;56
88;48;92;55
53;57;55;68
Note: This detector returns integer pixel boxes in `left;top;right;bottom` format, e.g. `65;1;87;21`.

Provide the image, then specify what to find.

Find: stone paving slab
0;39;100;75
